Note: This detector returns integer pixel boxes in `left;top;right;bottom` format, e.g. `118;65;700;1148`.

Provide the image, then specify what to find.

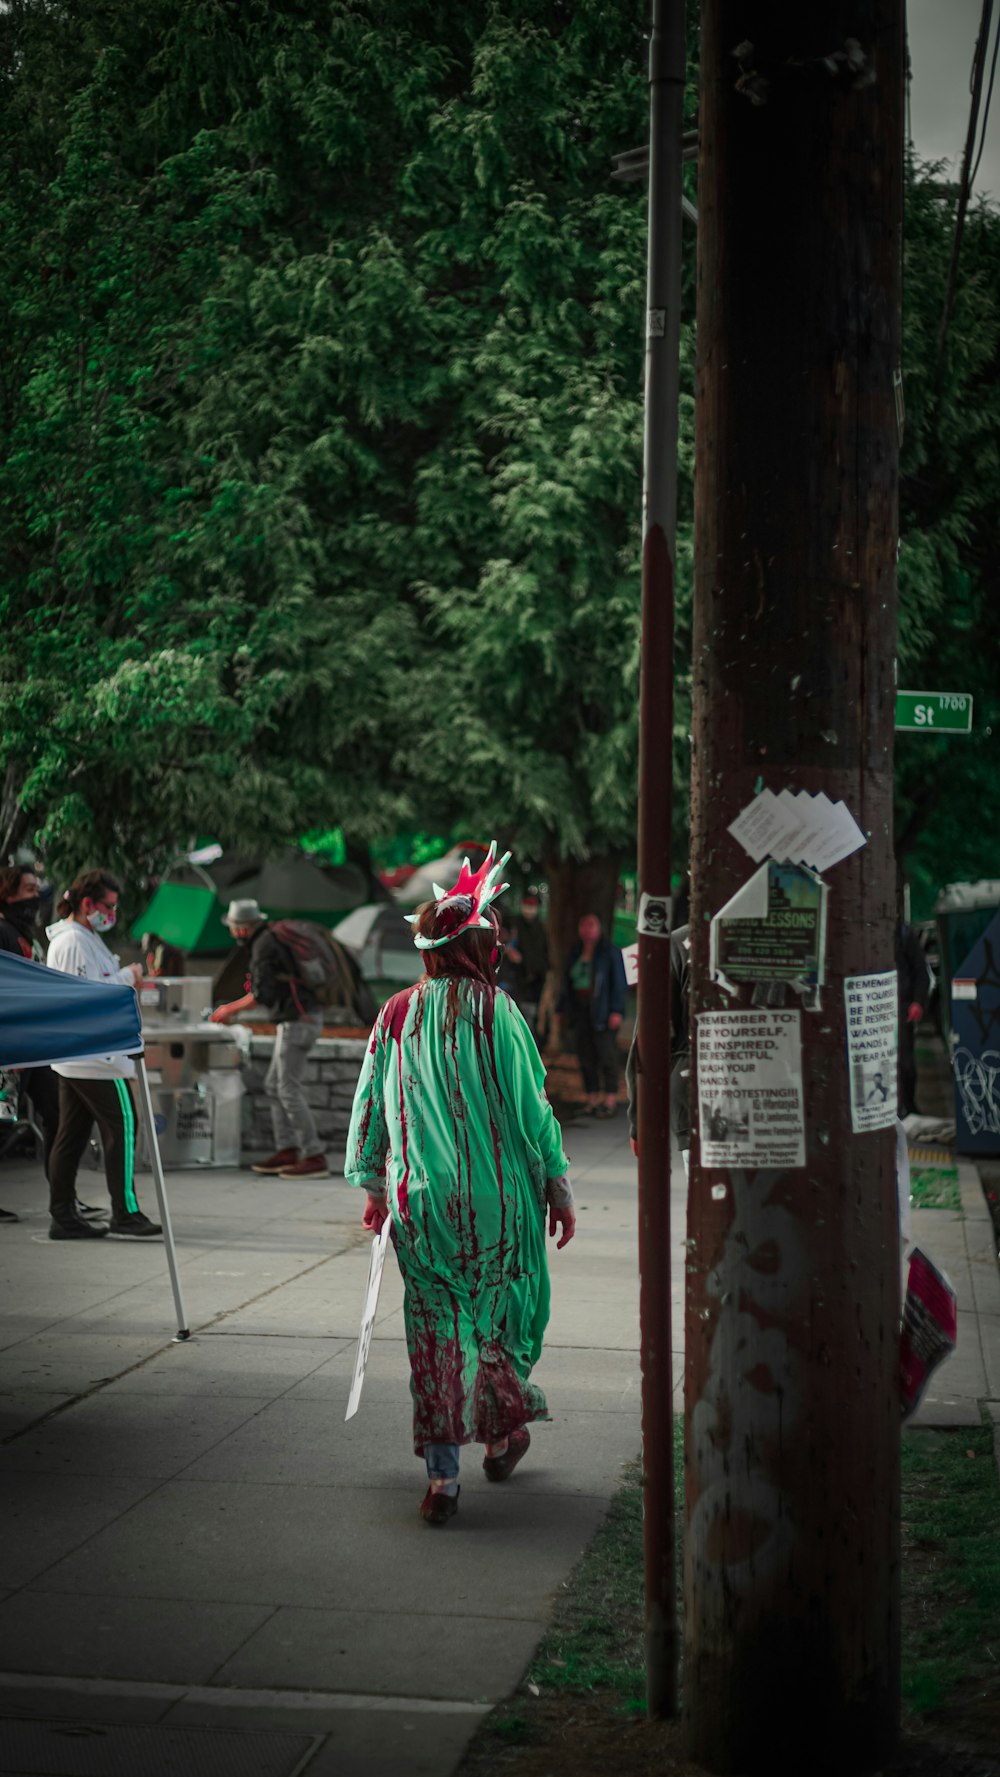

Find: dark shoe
483;1427;531;1483
251;1147;298;1175
278;1155;330;1179
49;1210;108;1240
108;1211;162;1239
0;1206;20;1224
75;1199;108;1220
419;1485;460;1526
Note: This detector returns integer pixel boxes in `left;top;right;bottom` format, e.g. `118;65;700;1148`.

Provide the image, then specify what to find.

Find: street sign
895;691;973;733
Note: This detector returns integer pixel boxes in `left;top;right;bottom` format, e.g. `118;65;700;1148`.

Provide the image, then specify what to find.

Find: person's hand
907;1002;923;1025
630;1136;638;1158
608;1012;623;1032
129;963;143;987
363;1194;389;1233
548;1203;576;1249
210;1004;234;1025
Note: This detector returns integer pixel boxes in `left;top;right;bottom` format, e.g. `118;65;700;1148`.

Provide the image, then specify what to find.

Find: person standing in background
896;915;931;1117
506;889;550;1041
556;913;627;1117
210;898;329;1180
142;932;186;977
0;864;61;1219
46;870;162;1241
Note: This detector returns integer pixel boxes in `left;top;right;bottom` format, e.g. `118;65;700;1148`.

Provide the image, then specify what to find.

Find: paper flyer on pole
345;1214;392;1422
696;1008;806;1169
710;860;827;1007
844;971;898;1133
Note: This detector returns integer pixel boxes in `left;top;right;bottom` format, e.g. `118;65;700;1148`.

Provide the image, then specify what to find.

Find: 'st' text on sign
895;692;973;733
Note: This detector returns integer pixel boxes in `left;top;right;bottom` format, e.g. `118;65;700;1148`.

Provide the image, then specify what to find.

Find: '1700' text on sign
895;692;972;733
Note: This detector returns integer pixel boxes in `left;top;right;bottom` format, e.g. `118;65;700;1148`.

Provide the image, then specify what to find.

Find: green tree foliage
0;2;995;937
0;0;657;909
896;166;1000;916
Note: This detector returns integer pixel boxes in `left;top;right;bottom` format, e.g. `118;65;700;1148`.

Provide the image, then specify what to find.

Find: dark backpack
270;920;376;1024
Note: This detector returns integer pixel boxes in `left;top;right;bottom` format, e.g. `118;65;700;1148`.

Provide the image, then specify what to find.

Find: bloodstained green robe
345;977;570;1451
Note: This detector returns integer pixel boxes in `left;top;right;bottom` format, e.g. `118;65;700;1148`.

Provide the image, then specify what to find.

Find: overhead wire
969;4;1000;187
932;0;995;406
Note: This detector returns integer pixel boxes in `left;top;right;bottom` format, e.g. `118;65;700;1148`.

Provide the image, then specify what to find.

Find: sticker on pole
345;1214;393;1422
844;971;898;1133
638;893;671;937
696;1009;805;1169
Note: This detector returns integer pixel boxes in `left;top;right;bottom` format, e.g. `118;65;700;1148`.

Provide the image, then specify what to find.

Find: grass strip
472;1418;1000;1756
900;1423;1000;1712
909;1168;962;1210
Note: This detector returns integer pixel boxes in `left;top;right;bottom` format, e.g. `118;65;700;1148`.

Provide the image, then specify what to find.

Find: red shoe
251;1148;298;1175
483;1427;530;1483
278;1154;330;1179
419;1485;460;1526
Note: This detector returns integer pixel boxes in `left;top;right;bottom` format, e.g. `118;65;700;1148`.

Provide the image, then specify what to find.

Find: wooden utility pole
685;5;904;1772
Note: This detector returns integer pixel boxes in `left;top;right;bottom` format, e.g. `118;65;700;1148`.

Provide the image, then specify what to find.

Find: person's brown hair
416;897;498;986
0;866;32;905
56;869;120;920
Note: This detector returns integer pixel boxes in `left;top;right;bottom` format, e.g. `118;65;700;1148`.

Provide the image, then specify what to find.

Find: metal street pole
635;0;685;1722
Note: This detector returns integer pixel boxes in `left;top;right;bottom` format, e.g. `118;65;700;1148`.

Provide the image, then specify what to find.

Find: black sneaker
107;1211;162;1239
75;1199;108;1221
49;1211;109;1240
0;1206;20;1224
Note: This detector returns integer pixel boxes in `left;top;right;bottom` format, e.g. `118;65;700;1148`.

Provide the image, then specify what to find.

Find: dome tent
131;852;369;956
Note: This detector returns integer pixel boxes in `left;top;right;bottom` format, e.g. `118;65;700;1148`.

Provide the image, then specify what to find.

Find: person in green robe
345;845;575;1526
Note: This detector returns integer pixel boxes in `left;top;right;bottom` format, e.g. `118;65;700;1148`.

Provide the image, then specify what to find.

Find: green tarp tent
131;855;369;955
130;882;231;954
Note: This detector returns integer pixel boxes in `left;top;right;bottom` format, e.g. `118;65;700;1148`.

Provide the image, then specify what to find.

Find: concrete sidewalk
1;1110;998;1777
907;1157;1000;1432
0;1114;662;1777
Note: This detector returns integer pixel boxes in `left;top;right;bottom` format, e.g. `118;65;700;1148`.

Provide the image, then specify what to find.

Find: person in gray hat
210;898;329;1180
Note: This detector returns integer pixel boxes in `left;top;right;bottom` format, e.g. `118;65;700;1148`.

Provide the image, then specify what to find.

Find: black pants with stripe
48;1077;140;1219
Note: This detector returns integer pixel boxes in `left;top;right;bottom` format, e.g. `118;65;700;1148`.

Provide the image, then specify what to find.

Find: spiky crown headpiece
406;841;511;950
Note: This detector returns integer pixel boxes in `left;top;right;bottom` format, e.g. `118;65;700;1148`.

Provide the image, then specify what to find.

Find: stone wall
241;1035;369;1161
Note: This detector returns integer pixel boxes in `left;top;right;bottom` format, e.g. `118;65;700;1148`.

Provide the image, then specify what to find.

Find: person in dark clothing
495;918;522;1003
0;865;43;963
0;864;63;1213
625;924;691;1170
506;891;551;1038
142;933;186;977
210;897;328;1179
46;869;160;1240
556;914;627;1116
896;918;931;1116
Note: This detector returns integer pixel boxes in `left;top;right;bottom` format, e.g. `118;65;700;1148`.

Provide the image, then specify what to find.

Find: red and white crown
407;841;511;950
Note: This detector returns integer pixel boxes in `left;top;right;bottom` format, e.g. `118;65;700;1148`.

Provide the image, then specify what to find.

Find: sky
908;0;999;202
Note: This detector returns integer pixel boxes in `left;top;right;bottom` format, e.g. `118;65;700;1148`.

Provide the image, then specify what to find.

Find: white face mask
88;908;116;934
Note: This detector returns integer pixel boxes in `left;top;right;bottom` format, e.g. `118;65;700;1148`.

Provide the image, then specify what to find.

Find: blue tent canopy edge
0;947;142;1070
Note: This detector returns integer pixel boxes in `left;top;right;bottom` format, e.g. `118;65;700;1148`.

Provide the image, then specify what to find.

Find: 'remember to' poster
844;970;898;1133
696;1008;806;1169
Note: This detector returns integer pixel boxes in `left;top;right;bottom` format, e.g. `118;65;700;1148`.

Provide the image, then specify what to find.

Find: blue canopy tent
0;949;189;1338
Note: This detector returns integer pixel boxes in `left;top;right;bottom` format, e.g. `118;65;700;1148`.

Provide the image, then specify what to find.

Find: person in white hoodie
45;870;161;1241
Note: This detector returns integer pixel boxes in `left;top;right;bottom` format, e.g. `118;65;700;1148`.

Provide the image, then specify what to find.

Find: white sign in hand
345;1214;393;1422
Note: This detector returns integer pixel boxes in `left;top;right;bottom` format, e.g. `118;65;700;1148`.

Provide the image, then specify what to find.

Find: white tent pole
133;1057;190;1341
